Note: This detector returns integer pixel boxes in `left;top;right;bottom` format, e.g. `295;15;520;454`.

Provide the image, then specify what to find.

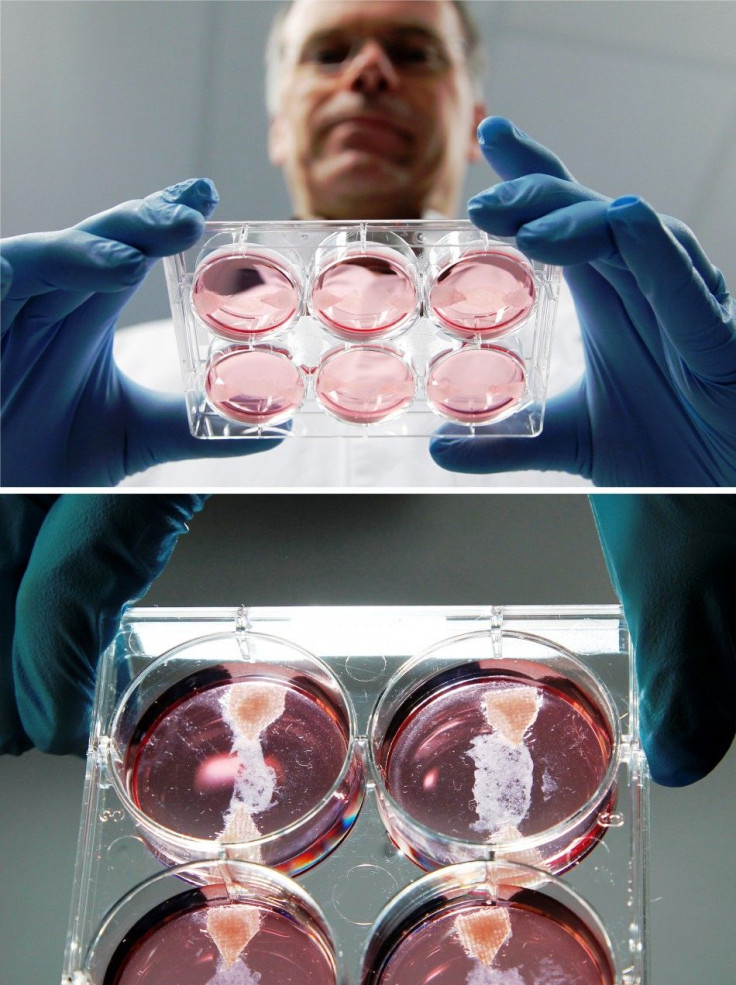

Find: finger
476;116;575;182
515;200;620;266
1;230;146;301
13;494;208;755
429;384;592;478
467;169;727;300
76;177;219;258
591;494;736;786
119;382;288;477
607;197;736;382
468;174;608;240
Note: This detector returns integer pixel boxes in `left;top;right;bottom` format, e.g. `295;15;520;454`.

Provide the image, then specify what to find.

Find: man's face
269;0;486;219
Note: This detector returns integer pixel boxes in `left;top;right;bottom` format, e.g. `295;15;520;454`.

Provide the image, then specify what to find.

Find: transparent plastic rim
108;630;364;860
366;629;621;865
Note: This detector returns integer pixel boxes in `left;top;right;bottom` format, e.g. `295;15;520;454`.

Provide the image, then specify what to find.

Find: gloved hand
1;180;284;486
0;494;207;756
591;494;736;786
430;117;736;486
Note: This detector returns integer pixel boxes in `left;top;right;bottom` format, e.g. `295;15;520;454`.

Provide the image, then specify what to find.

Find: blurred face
269;0;486;219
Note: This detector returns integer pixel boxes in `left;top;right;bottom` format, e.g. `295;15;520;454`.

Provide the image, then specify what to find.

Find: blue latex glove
1;180;284;486
430;117;736;486
0;494;207;756
591;494;736;786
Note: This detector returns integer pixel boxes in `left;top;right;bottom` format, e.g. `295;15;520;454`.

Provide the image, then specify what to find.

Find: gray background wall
2;1;735;330
0;494;734;984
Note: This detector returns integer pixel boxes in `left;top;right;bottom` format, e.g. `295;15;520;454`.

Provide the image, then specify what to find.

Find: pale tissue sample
204;905;262;982
218;682;287;856
470;687;542;838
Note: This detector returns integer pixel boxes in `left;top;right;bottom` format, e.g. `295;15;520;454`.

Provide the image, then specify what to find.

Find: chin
314;157;423;217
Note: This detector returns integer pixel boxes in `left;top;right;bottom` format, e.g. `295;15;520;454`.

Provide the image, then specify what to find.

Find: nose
342;39;400;95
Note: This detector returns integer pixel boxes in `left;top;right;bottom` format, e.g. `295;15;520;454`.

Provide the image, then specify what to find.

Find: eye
389;40;434;66
384;35;450;72
303;37;352;67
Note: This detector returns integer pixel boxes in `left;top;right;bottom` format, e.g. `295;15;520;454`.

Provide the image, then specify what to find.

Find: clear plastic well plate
63;606;648;985
163;222;562;440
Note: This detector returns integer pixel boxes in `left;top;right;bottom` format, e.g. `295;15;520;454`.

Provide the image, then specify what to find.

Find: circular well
310;248;419;341
192;248;301;341
108;632;365;876
425;345;526;425
360;861;617;985
83;860;339;985
428;248;536;339
205;346;305;426
315;346;416;425
367;630;619;874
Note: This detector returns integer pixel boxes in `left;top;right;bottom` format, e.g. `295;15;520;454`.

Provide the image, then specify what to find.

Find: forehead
282;0;463;48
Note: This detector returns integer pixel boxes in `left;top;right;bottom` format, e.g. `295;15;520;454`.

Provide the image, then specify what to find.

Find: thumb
429;384;592;478
119;384;288;477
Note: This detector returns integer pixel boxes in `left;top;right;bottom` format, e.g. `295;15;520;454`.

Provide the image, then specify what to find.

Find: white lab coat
115;282;589;488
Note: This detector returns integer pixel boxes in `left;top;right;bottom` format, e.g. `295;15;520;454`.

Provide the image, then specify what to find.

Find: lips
327;114;414;155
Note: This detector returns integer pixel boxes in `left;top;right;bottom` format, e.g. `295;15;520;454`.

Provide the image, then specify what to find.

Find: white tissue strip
483;686;542;747
469;733;534;834
206;904;261;970
470;686;542;835
222;681;286;742
467;964;524;985
217;681;286;851
455;907;512;966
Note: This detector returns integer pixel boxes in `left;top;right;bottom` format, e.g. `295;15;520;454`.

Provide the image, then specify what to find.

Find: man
265;0;486;222
1;0;734;486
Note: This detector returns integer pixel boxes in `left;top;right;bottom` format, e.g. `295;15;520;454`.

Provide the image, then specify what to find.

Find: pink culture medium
192;250;301;340
315;346;416;424
124;668;363;873
205;347;305;426
311;250;418;341
425;346;526;424
429;250;536;339
367;891;615;985
378;671;615;871
102;891;337;985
